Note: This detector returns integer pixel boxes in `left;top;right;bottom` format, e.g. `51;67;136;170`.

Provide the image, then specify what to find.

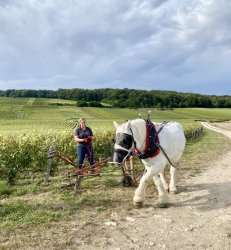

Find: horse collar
134;119;161;159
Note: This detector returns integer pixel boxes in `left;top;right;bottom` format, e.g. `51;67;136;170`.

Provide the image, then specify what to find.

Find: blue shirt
74;127;93;147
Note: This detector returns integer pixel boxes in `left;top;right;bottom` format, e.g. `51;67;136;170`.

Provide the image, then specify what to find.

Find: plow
46;146;145;192
46;146;110;192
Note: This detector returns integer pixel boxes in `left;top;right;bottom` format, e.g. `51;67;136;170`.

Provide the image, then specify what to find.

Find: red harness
135;120;161;159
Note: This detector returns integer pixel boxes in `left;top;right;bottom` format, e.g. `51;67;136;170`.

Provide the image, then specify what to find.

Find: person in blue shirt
74;117;95;169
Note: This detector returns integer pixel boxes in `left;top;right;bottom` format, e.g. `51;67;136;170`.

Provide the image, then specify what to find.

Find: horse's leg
169;165;177;194
159;165;177;194
159;166;169;192
133;172;150;208
153;175;169;208
133;162;168;208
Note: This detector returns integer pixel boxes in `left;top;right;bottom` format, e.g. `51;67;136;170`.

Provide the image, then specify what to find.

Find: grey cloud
0;0;230;95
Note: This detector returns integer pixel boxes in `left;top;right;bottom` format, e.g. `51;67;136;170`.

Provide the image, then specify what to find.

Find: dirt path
201;122;231;139
85;122;231;250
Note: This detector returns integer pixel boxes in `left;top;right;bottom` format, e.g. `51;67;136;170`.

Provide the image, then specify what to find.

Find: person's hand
82;137;92;143
85;136;93;143
87;136;93;142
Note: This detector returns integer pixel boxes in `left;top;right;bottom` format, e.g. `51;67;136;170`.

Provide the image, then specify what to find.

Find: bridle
113;132;134;161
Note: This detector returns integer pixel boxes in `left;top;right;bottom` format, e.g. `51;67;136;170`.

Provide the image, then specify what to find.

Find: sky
0;0;231;96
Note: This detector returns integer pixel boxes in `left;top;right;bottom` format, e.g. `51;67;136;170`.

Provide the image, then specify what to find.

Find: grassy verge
179;128;230;180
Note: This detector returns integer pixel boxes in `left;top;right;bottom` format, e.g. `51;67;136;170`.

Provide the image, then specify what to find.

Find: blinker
115;133;133;149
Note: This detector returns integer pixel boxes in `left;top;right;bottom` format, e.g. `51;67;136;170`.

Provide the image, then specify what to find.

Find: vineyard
0;97;230;185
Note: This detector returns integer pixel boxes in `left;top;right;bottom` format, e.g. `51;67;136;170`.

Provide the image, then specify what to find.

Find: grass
0;163;124;230
183;129;225;161
179;128;229;180
0;100;229;142
0;200;62;228
0;97;230;133
0;182;117;230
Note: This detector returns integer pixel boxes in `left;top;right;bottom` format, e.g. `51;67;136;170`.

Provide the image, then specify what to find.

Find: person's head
78;117;87;128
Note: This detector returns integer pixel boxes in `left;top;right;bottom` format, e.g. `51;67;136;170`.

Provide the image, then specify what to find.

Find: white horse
111;118;186;208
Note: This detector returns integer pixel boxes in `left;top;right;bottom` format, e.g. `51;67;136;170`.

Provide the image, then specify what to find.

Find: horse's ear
113;121;119;129
125;120;131;130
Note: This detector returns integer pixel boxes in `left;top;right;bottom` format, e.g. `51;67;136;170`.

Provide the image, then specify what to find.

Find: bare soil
212;121;231;130
1;122;231;250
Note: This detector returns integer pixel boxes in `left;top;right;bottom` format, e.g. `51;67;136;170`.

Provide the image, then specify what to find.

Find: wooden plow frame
46;146;109;192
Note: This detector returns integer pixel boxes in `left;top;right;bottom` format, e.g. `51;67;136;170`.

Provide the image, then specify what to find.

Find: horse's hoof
169;190;177;195
133;202;143;208
157;202;169;208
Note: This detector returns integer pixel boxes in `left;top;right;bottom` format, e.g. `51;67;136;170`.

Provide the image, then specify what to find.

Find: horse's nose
109;151;125;165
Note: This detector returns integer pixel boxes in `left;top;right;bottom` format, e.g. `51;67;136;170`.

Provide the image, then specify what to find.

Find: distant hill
0;88;230;108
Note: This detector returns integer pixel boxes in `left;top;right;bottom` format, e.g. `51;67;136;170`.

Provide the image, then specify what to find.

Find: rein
155;143;176;168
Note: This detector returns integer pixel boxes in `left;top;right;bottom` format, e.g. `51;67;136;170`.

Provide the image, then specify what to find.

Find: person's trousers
77;145;94;168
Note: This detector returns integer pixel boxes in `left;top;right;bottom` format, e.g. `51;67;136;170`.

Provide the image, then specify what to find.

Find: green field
0;97;230;135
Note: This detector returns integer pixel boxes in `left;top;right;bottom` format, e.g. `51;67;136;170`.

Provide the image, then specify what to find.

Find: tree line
0;88;230;108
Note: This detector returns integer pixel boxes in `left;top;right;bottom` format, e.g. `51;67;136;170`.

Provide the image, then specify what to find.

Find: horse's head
110;120;134;165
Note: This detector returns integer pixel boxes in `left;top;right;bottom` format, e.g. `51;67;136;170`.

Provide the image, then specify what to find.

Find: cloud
0;0;230;95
